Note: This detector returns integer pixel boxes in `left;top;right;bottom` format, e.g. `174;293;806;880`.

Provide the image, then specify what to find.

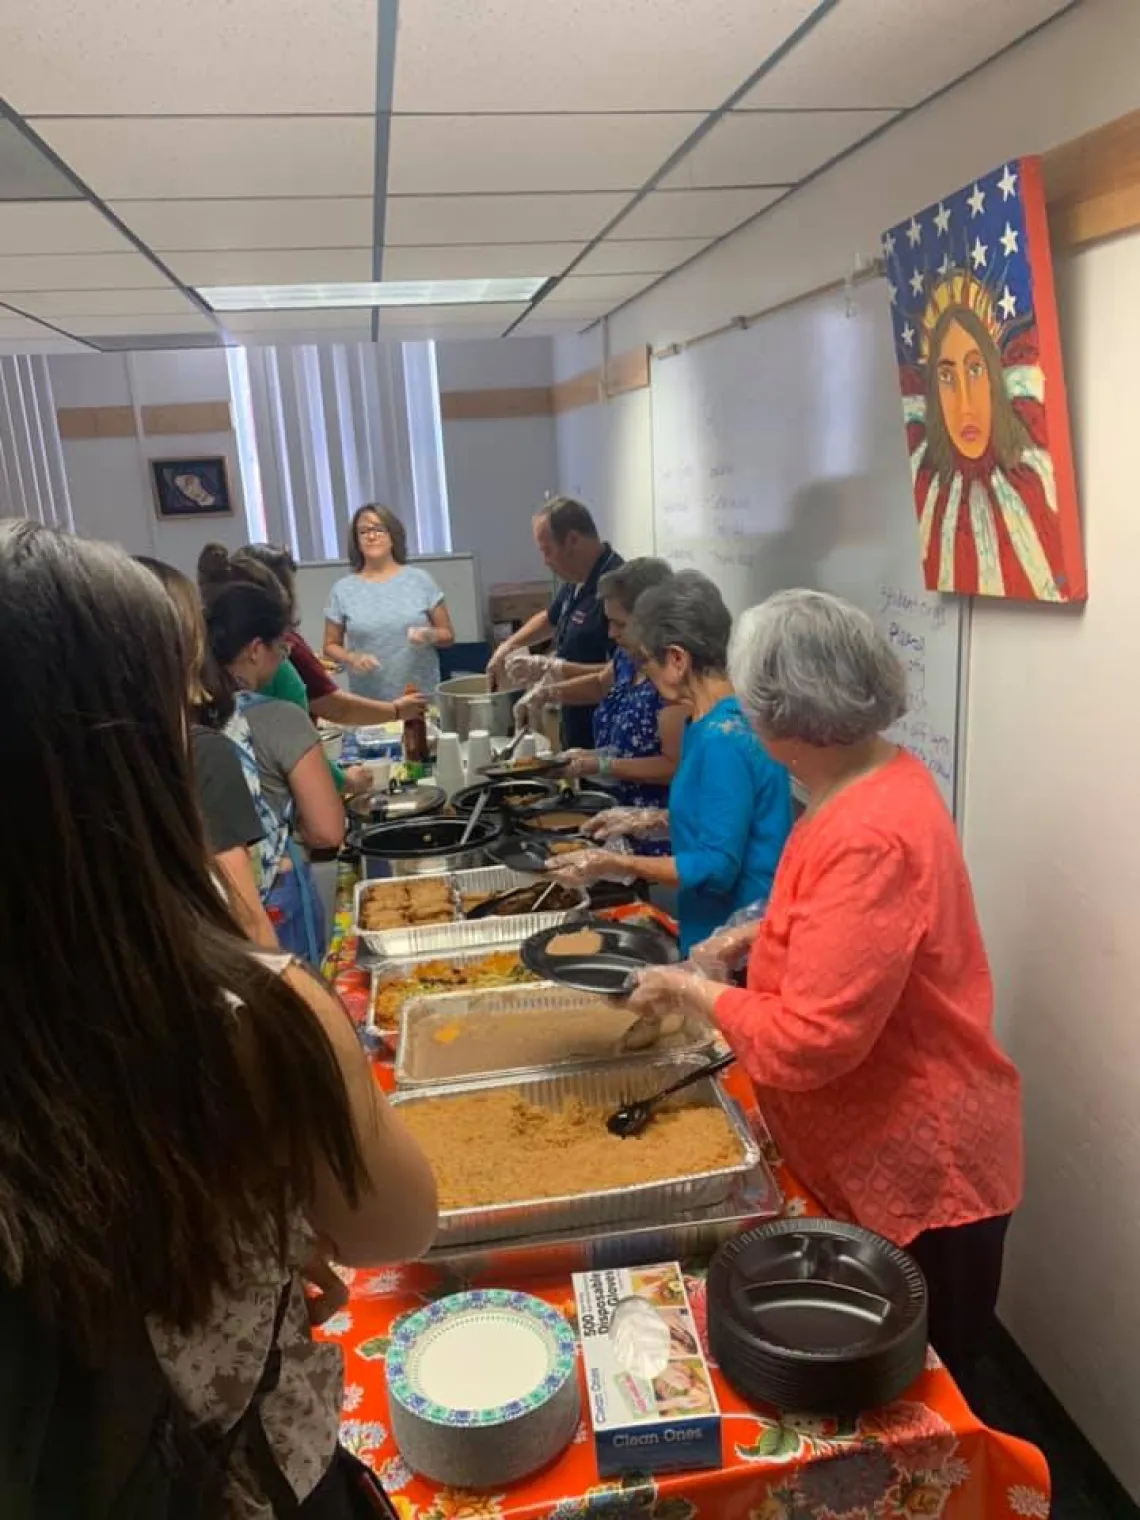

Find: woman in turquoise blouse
549;570;792;954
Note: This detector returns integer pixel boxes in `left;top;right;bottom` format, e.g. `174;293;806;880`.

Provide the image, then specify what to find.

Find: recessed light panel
197;278;548;311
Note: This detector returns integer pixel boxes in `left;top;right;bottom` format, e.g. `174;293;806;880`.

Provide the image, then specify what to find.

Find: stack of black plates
707;1219;928;1413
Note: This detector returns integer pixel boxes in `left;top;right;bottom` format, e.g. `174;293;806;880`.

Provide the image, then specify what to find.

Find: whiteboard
651;280;964;813
294;552;483;650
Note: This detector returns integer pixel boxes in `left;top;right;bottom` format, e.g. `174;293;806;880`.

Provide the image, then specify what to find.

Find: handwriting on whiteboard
880;584;951;784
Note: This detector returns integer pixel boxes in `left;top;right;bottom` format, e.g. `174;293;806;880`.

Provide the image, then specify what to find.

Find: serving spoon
606;1051;736;1139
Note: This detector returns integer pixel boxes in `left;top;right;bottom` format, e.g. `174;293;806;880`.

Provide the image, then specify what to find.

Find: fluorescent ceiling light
198;278;547;312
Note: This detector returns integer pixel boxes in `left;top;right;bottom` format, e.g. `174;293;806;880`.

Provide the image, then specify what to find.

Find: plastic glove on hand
688;920;759;984
505;650;558;686
544;848;635;886
583;806;669;843
560;748;598;779
624;963;711;1017
406;625;437;646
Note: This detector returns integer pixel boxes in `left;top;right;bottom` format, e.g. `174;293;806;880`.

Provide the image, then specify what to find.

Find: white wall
49;349;246;579
551;327;656;558
550;0;1140;1495
437;336;560;587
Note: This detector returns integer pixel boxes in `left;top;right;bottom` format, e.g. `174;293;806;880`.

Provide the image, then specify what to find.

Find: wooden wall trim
551;369;604;413
56;406;136;440
1044;107;1140;251
440;386;553;421
57;400;232;441
142;401;231;435
603;345;650;397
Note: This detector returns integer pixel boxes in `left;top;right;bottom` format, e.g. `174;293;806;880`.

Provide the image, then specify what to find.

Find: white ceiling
0;0;1075;352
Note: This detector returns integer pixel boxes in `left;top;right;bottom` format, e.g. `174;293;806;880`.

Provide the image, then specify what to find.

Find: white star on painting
909;269;925;297
902;322;915;348
933;202;952;236
1000;222;1019;257
998;285;1017;320
906;216;922;248
882;231;896;259
967;183;986;218
997;164;1018;201
887;281;897;304
938;252;953;278
970;236;988;270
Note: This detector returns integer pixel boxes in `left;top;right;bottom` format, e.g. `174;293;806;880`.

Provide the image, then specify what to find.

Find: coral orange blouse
714;751;1022;1246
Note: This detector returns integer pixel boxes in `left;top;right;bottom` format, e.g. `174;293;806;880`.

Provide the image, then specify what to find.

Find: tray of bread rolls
353;866;588;959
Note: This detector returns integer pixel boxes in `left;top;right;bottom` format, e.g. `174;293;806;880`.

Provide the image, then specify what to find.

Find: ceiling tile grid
0;0;1077;350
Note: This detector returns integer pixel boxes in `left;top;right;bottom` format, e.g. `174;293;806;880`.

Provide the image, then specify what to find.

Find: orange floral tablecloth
320;866;1050;1520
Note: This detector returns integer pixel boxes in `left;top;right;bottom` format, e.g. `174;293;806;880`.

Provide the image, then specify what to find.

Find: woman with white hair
626;588;1023;1389
548;571;792;953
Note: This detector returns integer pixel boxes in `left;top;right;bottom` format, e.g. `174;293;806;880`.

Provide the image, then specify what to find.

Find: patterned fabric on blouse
592;649;670;812
148;954;341;1518
714;750;1023;1247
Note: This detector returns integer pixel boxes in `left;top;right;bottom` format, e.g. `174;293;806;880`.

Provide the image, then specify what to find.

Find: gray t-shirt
243;699;321;825
324;567;444;702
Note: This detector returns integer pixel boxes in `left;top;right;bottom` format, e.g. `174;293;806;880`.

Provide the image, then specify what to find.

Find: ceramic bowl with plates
386;1289;580;1489
707;1218;928;1413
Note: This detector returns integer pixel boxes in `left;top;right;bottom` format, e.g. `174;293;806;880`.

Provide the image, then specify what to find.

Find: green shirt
260;658;346;792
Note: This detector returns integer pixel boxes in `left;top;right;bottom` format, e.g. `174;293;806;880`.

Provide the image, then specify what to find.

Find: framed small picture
150;456;233;519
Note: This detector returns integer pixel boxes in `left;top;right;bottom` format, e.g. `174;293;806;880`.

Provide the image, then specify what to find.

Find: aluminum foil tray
394;983;715;1088
388;1055;761;1248
368;940;537;1035
354;865;587;959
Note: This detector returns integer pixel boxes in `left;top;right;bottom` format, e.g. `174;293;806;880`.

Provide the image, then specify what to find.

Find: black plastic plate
521;917;679;996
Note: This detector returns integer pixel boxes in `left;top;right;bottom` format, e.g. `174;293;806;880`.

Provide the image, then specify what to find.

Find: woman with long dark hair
137;555;278;948
0;520;436;1514
204;577;344;964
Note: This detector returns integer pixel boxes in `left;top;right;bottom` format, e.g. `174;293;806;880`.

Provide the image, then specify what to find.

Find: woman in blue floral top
510;560;685;829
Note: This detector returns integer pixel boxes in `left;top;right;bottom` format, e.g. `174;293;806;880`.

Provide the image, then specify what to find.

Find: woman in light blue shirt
323;504;454;703
551;570;792;954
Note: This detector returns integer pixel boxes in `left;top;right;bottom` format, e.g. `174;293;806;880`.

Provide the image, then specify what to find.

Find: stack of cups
467;729;493;777
434;732;465;796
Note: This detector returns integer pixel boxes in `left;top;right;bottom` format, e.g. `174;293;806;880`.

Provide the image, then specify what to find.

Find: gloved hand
624;962;719;1019
505;650;562;686
688;913;763;984
583;806;669;843
486;643;513;691
344;650;379;674
392;690;428;722
341;764;374;799
544;847;636;887
514;675;561;730
560;748;599;778
406;625;440;646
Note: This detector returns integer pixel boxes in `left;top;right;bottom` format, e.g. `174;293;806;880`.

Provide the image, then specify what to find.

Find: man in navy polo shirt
487;497;622;751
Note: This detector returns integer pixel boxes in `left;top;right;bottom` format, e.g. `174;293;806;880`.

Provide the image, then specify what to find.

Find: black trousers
907;1212;1011;1398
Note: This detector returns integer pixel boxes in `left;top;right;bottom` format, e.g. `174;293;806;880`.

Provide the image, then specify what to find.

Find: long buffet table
320;864;1050;1520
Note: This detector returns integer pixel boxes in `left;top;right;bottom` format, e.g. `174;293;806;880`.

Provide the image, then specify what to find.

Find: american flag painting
882;157;1086;602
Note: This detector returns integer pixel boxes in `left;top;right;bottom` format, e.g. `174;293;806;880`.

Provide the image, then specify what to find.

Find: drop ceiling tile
0;336;94;353
526;299;612;321
0;251;171;290
1;0;377;113
388;115;698;195
543;273;652;303
515;314;599;335
616;187;785;239
0;118;81;200
18;288;199;317
659;110;896;190
112;198;374;252
0;310;64;338
382;244;579;281
742;0;1072;109
393;0;820;112
573;238;711;275
174;248;371;286
385;193;626;246
32;118;375;200
377;302;528;328
61;313;217;337
0;202;133;256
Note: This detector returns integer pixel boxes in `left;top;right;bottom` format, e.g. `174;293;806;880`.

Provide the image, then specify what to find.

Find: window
226;339;451;561
0;355;74;528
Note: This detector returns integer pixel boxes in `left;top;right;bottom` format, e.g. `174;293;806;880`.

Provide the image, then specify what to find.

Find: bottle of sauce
401;683;428;778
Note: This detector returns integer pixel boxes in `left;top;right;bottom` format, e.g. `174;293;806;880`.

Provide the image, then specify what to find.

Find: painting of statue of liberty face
883;157;1086;604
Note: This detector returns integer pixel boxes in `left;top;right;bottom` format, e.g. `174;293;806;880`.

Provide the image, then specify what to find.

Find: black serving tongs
606;1051;736;1139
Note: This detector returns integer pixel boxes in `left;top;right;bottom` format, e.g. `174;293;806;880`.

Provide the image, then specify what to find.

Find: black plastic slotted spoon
606;1051;736;1139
